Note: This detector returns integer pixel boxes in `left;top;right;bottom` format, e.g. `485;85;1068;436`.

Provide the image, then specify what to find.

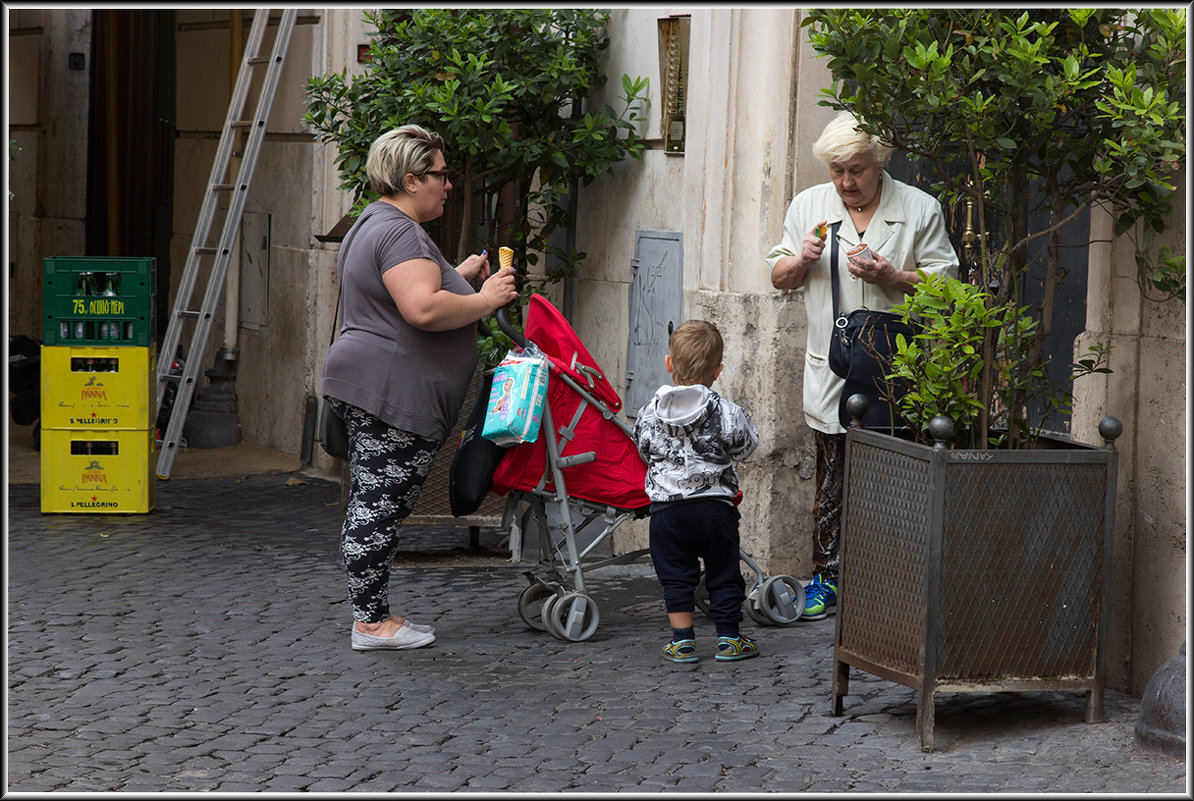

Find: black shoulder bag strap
328;206;379;348
829;220;845;332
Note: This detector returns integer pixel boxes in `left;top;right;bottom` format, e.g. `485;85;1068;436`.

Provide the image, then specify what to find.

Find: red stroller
490;295;804;641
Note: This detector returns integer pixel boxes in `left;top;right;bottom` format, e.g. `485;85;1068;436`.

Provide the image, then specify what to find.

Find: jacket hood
652;384;714;432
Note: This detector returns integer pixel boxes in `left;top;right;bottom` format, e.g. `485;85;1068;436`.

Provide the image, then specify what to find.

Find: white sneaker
351;622;436;651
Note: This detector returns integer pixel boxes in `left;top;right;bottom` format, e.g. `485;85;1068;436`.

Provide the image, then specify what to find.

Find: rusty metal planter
831;421;1120;751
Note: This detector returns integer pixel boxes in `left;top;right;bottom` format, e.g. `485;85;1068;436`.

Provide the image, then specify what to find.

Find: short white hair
812;111;893;168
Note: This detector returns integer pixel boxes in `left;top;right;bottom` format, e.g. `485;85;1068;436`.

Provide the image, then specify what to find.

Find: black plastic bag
449;371;506;517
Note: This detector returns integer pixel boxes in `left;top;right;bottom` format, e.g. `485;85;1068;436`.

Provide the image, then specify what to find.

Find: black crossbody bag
825;222;917;430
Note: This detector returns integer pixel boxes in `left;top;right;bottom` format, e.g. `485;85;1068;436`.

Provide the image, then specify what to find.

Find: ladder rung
195;247;219;256
230;121;254;129
175;309;201;319
213;184;235;191
160;373;181;383
248;56;270;66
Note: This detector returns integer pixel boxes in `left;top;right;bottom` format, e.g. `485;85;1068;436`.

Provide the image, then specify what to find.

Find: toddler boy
633;320;760;662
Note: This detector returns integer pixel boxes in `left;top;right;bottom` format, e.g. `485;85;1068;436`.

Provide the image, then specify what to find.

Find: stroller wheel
517;582;557;631
543;592;600;642
745;587;773;626
757;575;805;625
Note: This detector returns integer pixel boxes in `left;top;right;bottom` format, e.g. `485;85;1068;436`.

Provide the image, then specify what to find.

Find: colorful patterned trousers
812;430;846;584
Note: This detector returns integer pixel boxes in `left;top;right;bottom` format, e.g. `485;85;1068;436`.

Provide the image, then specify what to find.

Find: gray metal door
625;229;683;416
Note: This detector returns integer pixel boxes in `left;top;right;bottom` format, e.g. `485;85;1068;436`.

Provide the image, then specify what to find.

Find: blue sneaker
801;575;838;621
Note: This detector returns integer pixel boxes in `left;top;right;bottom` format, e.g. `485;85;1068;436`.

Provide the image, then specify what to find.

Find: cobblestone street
6;475;1187;793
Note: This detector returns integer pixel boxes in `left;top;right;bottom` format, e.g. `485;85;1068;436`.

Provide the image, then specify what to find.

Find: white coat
766;171;959;434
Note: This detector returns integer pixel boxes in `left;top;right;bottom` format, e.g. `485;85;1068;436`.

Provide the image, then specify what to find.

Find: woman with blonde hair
322;124;518;651
765;111;958;621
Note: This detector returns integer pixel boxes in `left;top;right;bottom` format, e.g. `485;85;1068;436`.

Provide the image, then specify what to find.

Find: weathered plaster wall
171;11;339;463
7;9;92;340
576;8;838;573
1073;198;1187;696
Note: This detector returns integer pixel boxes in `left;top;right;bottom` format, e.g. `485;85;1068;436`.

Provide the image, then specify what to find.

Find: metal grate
839;439;930;675
834;426;1117;750
939;461;1106;678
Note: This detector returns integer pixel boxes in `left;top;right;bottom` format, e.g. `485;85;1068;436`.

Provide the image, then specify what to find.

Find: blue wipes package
481;346;548;446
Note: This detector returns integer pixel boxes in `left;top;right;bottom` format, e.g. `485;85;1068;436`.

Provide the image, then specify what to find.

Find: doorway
85;10;176;344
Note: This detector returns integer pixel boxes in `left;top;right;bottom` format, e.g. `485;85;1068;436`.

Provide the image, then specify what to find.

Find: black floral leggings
332;399;441;623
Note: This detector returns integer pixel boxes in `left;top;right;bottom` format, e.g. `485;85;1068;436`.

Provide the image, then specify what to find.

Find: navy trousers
649;499;745;635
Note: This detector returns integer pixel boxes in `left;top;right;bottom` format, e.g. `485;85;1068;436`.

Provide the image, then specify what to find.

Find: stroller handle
495;301;527;349
494;258;527;348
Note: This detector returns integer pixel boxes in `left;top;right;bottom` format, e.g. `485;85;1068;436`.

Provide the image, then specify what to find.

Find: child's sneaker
801;574;838;620
715;635;759;661
663;638;699;663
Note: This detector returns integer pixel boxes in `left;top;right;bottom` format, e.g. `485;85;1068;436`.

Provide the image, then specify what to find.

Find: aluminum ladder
154;9;296;479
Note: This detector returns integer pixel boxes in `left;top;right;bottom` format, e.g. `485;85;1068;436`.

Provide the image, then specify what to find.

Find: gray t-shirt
321;201;478;442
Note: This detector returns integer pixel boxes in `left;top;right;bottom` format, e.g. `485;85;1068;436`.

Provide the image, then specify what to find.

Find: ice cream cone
499;247;514;272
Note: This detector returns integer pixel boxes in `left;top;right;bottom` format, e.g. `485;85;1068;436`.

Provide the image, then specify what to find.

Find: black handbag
319;398;349;460
825;222;917;430
448;369;507;517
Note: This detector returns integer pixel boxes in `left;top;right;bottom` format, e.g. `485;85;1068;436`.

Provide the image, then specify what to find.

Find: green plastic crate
43;257;157;347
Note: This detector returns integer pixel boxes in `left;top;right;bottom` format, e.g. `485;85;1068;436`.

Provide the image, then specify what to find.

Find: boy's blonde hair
669;320;723;386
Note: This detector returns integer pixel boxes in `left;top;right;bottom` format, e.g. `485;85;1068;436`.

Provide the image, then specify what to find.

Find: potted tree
803;8;1186;750
302;9;649;527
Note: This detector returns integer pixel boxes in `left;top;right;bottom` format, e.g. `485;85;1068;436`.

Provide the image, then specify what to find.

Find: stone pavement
6;474;1188;794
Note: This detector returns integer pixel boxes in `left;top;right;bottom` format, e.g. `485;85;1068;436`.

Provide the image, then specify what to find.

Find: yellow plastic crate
40;344;156;430
40;428;156;514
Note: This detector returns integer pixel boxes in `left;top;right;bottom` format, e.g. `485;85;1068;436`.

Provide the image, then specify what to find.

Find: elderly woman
766;111;958;621
322;125;518;651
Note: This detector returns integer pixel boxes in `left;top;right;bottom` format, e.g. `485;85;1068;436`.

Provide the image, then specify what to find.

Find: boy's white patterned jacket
633;384;759;504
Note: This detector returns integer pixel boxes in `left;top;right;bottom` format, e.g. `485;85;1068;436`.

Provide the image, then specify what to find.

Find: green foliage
888;272;1010;444
890;272;1112;447
476;316;517;370
1133;229;1186;303
303;8;649;278
806;9;1185;447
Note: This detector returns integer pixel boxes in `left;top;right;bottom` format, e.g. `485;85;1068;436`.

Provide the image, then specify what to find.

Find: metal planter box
831;422;1120;751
